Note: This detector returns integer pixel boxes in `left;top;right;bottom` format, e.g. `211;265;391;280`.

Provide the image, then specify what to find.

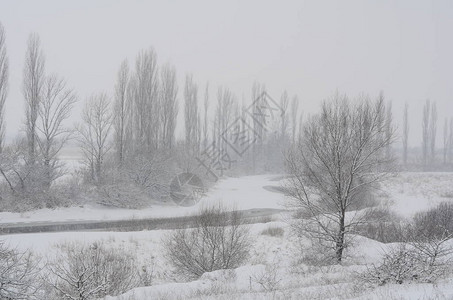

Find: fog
1;0;452;145
3;2;453;298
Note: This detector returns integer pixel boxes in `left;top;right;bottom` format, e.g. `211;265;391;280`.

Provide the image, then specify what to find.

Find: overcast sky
0;0;452;146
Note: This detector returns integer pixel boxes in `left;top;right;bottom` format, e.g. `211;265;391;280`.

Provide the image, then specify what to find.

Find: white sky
0;0;452;146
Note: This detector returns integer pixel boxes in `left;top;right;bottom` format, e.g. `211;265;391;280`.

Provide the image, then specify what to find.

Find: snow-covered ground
0;222;389;300
2;171;452;224
382;172;453;218
6;222;453;300
3;172;453;299
0;174;286;224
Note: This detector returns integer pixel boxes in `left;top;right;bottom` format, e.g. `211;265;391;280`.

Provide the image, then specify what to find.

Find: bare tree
449;118;453;164
0;22;8;153
286;93;395;262
385;100;393;160
37;74;77;188
113;60;129;165
203;82;209;149
429;101;437;164
125;75;137;153
250;83;266;172
215;87;235;153
280;91;289;142
422;100;430;169
290;95;299;144
184;74;200;154
251;83;266;143
443;118;449;165
159;63;178;150
298;113;304;142
131;49;159;152
23;33;45;163
402;102;409;166
78;94;112;184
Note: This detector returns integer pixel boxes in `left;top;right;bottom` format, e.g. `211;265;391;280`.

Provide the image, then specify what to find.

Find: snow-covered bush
412;202;453;240
46;242;140;299
362;203;453;287
95;181;151;209
0;242;41;299
361;245;420;286
78;150;176;209
354;207;408;243
163;205;252;279
361;242;451;287
0;140;77;212
251;259;282;293
404;203;453;281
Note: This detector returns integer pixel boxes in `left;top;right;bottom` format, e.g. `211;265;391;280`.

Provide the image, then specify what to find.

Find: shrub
360;204;453;287
261;226;284;237
361;245;420;286
412;202;453;240
0;242;41;299
361;243;451;287
163;205;252;279
46;242;140;299
297;237;339;266
252;258;282;293
354;207;408;243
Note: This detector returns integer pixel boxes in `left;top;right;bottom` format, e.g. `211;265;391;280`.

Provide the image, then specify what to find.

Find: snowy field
2;172;453;299
381;172;453;218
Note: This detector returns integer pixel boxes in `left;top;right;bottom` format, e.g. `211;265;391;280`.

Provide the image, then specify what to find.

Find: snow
380;172;453;218
350;279;453;300
3;172;453;299
6;220;451;300
0;174;286;224
2;171;450;225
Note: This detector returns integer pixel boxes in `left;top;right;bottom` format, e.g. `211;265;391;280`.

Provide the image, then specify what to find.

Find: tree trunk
44;158;51;191
335;215;345;262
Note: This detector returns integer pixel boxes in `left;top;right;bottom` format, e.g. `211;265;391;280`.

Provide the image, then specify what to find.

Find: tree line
0;25;302;211
0;23;452;212
402;100;453;170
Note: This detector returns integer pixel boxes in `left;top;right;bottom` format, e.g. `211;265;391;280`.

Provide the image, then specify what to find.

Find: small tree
23;33;45;164
286;93;395;262
113;59;130;166
184;74;200;155
443;118;449;165
422;100;432;171
429;101;437;164
290;95;299;145
163;205;251;279
77;94;112;184
402;103;409;166
37;74;77;189
159;63;178;151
